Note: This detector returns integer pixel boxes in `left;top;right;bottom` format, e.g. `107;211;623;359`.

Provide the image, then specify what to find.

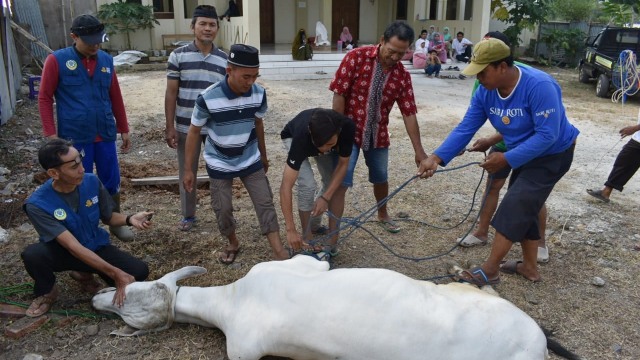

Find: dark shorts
491;143;575;242
489;146;511;180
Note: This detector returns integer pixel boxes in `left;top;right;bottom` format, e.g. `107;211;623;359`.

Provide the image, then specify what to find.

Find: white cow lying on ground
92;255;579;360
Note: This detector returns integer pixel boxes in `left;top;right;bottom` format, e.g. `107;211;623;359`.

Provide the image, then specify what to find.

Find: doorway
260;0;274;44
332;0;359;45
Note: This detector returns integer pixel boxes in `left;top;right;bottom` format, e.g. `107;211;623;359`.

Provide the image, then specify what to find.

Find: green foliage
600;1;634;25
491;0;552;48
607;0;640;15
549;0;598;22
97;0;159;50
539;27;587;66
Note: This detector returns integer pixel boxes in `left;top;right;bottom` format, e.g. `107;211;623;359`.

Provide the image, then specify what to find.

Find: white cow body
93;255;548;360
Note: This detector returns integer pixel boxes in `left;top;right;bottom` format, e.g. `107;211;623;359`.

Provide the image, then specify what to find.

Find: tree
97;0;159;50
600;0;638;25
539;27;586;66
549;0;598;22
492;0;551;48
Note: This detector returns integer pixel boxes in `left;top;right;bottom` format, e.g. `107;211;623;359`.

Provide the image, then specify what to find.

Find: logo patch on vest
66;60;78;71
101;67;111;74
53;209;67;220
86;196;98;207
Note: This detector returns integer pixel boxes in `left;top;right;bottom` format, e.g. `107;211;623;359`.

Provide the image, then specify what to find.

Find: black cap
193;5;218;19
228;44;260;68
483;31;511;47
71;14;108;45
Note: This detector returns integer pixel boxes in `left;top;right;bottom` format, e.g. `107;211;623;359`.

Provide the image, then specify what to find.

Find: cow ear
158;266;207;284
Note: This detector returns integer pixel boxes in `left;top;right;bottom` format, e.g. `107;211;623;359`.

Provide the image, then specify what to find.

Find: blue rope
306;161;491;263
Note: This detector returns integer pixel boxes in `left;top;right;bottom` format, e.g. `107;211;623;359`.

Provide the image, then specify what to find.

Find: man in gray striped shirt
164;5;227;232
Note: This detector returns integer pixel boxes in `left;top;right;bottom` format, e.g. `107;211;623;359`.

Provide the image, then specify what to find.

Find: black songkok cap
228;44;260;68
193;5;218;19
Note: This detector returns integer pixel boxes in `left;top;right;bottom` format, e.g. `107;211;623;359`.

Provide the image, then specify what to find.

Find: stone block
0;303;26;318
4;315;49;339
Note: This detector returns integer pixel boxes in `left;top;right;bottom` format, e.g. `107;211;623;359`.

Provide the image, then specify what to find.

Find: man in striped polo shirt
165;5;227;232
183;44;289;264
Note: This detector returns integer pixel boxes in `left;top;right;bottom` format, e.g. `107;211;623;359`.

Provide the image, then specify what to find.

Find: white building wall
275;0;296;43
359;0;378;44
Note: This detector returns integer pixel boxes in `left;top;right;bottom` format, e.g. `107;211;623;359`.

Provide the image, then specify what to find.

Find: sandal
177;217;197;231
218;246;241;265
499;260;542;282
379;219;401;233
586;189;610;203
456;234;488;247
457;267;500;286
26;286;59;317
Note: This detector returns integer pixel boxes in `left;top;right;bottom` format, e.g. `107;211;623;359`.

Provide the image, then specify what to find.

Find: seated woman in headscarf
442;26;453;58
315;21;331;46
340;26;357;49
292;28;313;60
412;40;428;69
428;32;448;64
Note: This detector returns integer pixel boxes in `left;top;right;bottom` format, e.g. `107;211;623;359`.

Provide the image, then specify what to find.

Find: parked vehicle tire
596;74;610;98
579;65;591;83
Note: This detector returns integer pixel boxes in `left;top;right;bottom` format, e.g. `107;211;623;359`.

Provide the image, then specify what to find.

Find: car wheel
579;66;590;83
596;74;610;98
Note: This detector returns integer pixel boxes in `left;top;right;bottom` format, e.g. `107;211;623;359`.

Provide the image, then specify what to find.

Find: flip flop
26;286;59;317
586;189;610;203
456;234;487;247
500;260;542;282
379;219;401;233
457;267;500;286
177;217;197;231
537;246;549;264
218;246;241;265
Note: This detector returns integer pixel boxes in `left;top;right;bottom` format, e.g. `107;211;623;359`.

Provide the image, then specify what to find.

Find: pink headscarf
340;27;352;43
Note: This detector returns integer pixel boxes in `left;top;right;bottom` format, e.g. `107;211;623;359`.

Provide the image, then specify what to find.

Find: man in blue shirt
418;39;579;285
21;139;153;317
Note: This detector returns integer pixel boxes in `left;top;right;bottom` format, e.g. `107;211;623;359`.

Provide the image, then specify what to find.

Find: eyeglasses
51;149;85;169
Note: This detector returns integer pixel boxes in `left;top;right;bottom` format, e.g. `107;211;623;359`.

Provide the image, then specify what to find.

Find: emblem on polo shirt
502;116;510;125
53;208;67;220
66;60;78;71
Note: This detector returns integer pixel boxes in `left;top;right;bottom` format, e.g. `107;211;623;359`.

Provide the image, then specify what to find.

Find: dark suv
579;27;640;97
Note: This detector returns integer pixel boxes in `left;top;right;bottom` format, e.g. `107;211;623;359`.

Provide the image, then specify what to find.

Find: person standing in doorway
165;5;227;232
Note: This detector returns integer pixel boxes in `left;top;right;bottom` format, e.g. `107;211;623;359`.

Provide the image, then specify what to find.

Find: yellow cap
461;38;511;76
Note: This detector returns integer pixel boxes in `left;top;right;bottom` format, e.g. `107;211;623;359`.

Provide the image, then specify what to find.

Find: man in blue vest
38;14;133;241
20;139;153;317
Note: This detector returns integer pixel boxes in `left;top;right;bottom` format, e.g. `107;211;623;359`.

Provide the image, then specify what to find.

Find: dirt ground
1;66;640;360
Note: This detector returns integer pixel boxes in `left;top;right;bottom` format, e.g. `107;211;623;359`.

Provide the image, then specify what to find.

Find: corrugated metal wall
1;5;22;126
536;21;606;65
13;0;50;62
